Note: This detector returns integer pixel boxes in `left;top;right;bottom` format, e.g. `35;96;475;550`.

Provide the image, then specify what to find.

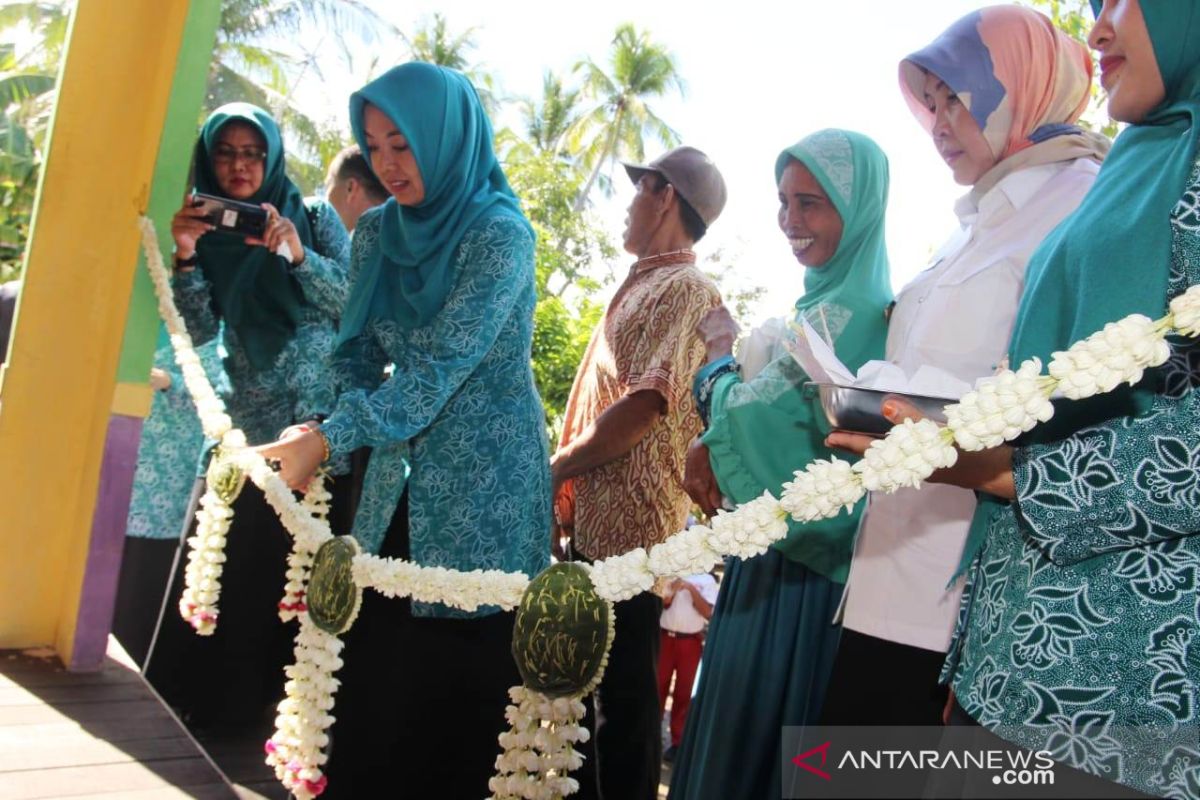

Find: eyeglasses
212;144;267;165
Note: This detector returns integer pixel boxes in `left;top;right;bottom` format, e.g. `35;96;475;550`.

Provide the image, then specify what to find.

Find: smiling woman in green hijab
257;63;549;799
669;129;892;800
147;102;352;738
826;2;1200;796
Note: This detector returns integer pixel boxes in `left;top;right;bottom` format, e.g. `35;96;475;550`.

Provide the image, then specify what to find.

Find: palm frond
0;71;54;109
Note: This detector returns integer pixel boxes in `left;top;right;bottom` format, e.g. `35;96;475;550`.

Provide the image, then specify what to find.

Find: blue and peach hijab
898;5;1095;162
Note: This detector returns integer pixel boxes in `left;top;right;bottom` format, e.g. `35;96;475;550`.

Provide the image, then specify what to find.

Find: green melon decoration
511;562;614;698
206;449;247;505
307;536;362;634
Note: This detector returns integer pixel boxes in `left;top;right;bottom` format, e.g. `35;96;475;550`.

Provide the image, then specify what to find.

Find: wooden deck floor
0;640;238;800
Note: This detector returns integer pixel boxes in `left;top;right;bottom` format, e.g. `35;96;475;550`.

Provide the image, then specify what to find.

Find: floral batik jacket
945;156;1200;799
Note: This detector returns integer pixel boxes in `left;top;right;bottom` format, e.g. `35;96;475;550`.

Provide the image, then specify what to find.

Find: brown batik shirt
555;250;722;561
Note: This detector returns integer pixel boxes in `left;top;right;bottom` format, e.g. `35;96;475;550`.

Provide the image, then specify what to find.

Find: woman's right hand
171;198;213;258
683;437;722;518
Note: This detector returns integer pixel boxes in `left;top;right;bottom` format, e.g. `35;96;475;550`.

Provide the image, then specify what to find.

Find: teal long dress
670;130;893;799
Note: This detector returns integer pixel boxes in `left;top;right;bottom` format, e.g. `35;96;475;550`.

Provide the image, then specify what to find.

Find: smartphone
191;192;268;238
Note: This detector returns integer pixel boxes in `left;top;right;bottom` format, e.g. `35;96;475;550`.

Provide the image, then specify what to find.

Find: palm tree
208;0;400;191
401;13;498;116
523;72;581;156
0;0;68;278
568;23;684;210
402;13;478;71
498;71;581;164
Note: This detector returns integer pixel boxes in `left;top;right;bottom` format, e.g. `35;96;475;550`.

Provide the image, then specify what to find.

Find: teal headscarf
781;129;894;372
193;103;312;370
703;130;893;579
1010;1;1200;435
338;63;532;340
955;2;1200;580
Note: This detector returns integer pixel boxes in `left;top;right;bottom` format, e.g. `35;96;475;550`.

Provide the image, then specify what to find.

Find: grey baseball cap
622;146;728;229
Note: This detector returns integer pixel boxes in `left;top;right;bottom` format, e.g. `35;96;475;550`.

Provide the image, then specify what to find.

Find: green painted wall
114;0;222;388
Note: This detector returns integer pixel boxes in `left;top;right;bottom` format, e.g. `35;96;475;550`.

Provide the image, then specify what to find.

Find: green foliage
504;148;615;441
401;13;498;116
0;0;67;279
205;0;397;195
568;23;685;209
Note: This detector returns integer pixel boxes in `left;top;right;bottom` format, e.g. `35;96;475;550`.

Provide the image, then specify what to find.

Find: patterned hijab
955;0;1200;581
706;130;892;577
900;5;1109;198
777;129;894;374
193;103;312;370
338;63;532;341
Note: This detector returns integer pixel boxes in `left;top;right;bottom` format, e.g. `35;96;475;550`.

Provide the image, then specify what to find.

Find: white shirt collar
953;162;1065;228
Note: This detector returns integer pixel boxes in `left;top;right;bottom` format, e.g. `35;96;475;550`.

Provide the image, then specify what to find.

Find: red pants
657;630;703;747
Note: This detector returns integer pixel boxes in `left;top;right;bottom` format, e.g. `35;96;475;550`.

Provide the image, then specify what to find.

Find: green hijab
783;129;894;372
703;130;893;579
1009;0;1200;438
338;63;532;341
193;103;312;371
955;2;1200;581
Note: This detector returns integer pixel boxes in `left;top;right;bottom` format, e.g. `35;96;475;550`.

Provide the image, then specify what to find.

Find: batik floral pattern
320;210;551;618
172;199;350;447
947;156;1200;799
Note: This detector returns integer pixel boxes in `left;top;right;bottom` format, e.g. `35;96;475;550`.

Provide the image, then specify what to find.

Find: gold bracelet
303;424;331;464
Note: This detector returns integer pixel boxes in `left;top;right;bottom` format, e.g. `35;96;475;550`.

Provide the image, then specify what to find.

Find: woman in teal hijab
147;102;351;735
669;129;892;799
833;2;1200;796
258;63;549;799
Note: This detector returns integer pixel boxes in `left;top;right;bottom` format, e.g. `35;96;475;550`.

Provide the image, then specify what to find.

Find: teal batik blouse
172;199;351;446
944;155;1200;799
125;336;227;540
319;208;551;619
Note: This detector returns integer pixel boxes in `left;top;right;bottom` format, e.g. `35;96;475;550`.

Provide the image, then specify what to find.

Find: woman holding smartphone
145;102;352;738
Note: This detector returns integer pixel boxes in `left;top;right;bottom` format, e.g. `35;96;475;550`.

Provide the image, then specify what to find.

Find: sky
282;0;1073;324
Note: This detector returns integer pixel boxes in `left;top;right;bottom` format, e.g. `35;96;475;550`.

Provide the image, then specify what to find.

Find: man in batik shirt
552;146;727;800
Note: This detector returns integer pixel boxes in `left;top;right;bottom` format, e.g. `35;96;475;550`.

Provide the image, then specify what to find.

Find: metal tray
805;382;954;436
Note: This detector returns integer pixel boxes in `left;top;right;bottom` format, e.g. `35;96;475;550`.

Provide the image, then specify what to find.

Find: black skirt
143;469;360;732
320;489;521;800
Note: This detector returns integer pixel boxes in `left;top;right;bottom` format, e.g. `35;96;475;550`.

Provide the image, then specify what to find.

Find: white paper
783;317;856;385
784;319;969;400
276;240;294;264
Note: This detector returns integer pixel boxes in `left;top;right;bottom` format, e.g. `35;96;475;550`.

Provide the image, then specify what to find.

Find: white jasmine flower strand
1048;315;1172;400
945;358;1056;451
265;615;343;799
704;491;789;560
780;456;866;523
647;525;722;578
352;555;529;611
1169;285;1200;337
491;686;588;800
588;548;654;602
177;484;232;634
853;419;958;492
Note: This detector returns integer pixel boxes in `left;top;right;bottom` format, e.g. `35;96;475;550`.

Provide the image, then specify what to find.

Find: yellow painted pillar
0;0;194;662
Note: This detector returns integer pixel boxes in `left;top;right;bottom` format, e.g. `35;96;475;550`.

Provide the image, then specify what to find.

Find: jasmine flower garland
140;218;1200;800
1169;285;1200;336
945;358;1055;451
1048;315;1173;400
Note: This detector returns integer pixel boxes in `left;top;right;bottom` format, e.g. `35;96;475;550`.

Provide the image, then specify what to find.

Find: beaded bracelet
694;356;740;428
302;423;331;464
